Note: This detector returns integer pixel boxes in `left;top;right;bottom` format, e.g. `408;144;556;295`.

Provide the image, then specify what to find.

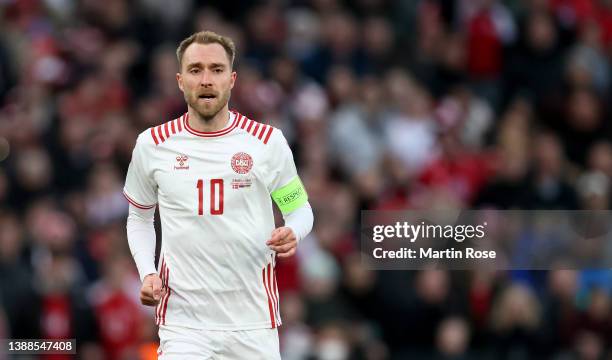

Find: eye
190;68;200;74
214;68;223;73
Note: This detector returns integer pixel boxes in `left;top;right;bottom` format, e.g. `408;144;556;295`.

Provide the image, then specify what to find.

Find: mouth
198;93;217;101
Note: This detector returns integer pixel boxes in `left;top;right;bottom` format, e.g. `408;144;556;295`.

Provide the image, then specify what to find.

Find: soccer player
123;31;313;359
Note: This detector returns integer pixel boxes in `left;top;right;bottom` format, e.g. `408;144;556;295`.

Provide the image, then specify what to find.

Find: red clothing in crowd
40;294;72;360
419;152;494;204
92;288;141;360
467;9;503;79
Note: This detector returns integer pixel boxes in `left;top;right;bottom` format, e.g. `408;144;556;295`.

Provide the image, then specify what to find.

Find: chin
190;96;228;120
195;106;222;120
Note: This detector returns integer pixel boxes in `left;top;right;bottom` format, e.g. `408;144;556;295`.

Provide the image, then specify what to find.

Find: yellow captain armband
271;177;308;215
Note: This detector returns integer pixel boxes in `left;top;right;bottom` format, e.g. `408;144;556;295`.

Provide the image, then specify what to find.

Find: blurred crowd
0;0;611;359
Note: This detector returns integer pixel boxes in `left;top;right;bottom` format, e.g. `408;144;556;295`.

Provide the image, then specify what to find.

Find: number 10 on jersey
197;179;224;215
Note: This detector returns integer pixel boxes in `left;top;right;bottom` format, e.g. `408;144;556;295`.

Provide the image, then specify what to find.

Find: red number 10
197;179;224;215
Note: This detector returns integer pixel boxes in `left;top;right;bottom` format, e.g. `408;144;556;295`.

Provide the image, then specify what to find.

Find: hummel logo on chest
174;154;189;170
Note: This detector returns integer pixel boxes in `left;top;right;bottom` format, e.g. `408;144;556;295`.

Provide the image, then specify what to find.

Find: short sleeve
123;134;158;209
265;130;308;214
265;130;298;192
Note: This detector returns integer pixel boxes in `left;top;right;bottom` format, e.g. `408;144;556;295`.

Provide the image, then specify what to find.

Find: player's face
177;43;236;120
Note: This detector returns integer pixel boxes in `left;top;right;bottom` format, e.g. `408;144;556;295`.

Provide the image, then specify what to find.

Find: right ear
176;72;184;92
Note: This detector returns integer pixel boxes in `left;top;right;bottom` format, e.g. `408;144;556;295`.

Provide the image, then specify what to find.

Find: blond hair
176;31;236;70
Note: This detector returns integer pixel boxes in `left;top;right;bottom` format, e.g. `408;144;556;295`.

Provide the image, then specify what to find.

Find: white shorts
157;325;280;360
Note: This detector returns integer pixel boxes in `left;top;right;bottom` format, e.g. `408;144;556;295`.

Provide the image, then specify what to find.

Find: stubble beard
188;90;230;122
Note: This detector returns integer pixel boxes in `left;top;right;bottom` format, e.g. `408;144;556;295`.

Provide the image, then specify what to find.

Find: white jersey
123;110;299;330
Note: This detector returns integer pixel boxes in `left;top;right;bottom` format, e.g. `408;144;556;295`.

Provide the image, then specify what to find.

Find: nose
200;69;213;87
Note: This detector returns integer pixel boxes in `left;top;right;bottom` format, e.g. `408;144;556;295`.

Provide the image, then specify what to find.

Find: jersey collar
184;111;240;138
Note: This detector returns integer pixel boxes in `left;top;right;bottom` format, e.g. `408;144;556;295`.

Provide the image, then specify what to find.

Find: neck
187;106;229;132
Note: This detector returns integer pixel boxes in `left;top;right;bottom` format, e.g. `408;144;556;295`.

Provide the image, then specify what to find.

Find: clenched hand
266;227;297;258
140;273;166;306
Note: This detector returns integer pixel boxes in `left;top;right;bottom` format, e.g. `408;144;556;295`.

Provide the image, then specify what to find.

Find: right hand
140;273;166;306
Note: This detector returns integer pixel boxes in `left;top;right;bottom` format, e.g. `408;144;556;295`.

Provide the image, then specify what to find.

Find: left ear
229;71;237;90
176;72;184;92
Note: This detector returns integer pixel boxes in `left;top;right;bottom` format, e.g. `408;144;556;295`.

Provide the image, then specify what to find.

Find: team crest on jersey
174;154;189;170
231;152;253;174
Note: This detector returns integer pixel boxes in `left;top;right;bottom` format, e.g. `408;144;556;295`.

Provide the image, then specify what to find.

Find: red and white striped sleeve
123;132;158;209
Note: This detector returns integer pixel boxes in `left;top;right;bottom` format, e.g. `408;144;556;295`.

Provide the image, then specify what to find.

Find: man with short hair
124;31;313;359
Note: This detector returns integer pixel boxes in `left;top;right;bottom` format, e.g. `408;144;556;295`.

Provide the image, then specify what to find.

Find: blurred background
0;0;611;359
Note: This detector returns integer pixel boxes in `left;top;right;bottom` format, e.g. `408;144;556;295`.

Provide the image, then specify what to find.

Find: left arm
265;129;313;258
267;201;314;258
